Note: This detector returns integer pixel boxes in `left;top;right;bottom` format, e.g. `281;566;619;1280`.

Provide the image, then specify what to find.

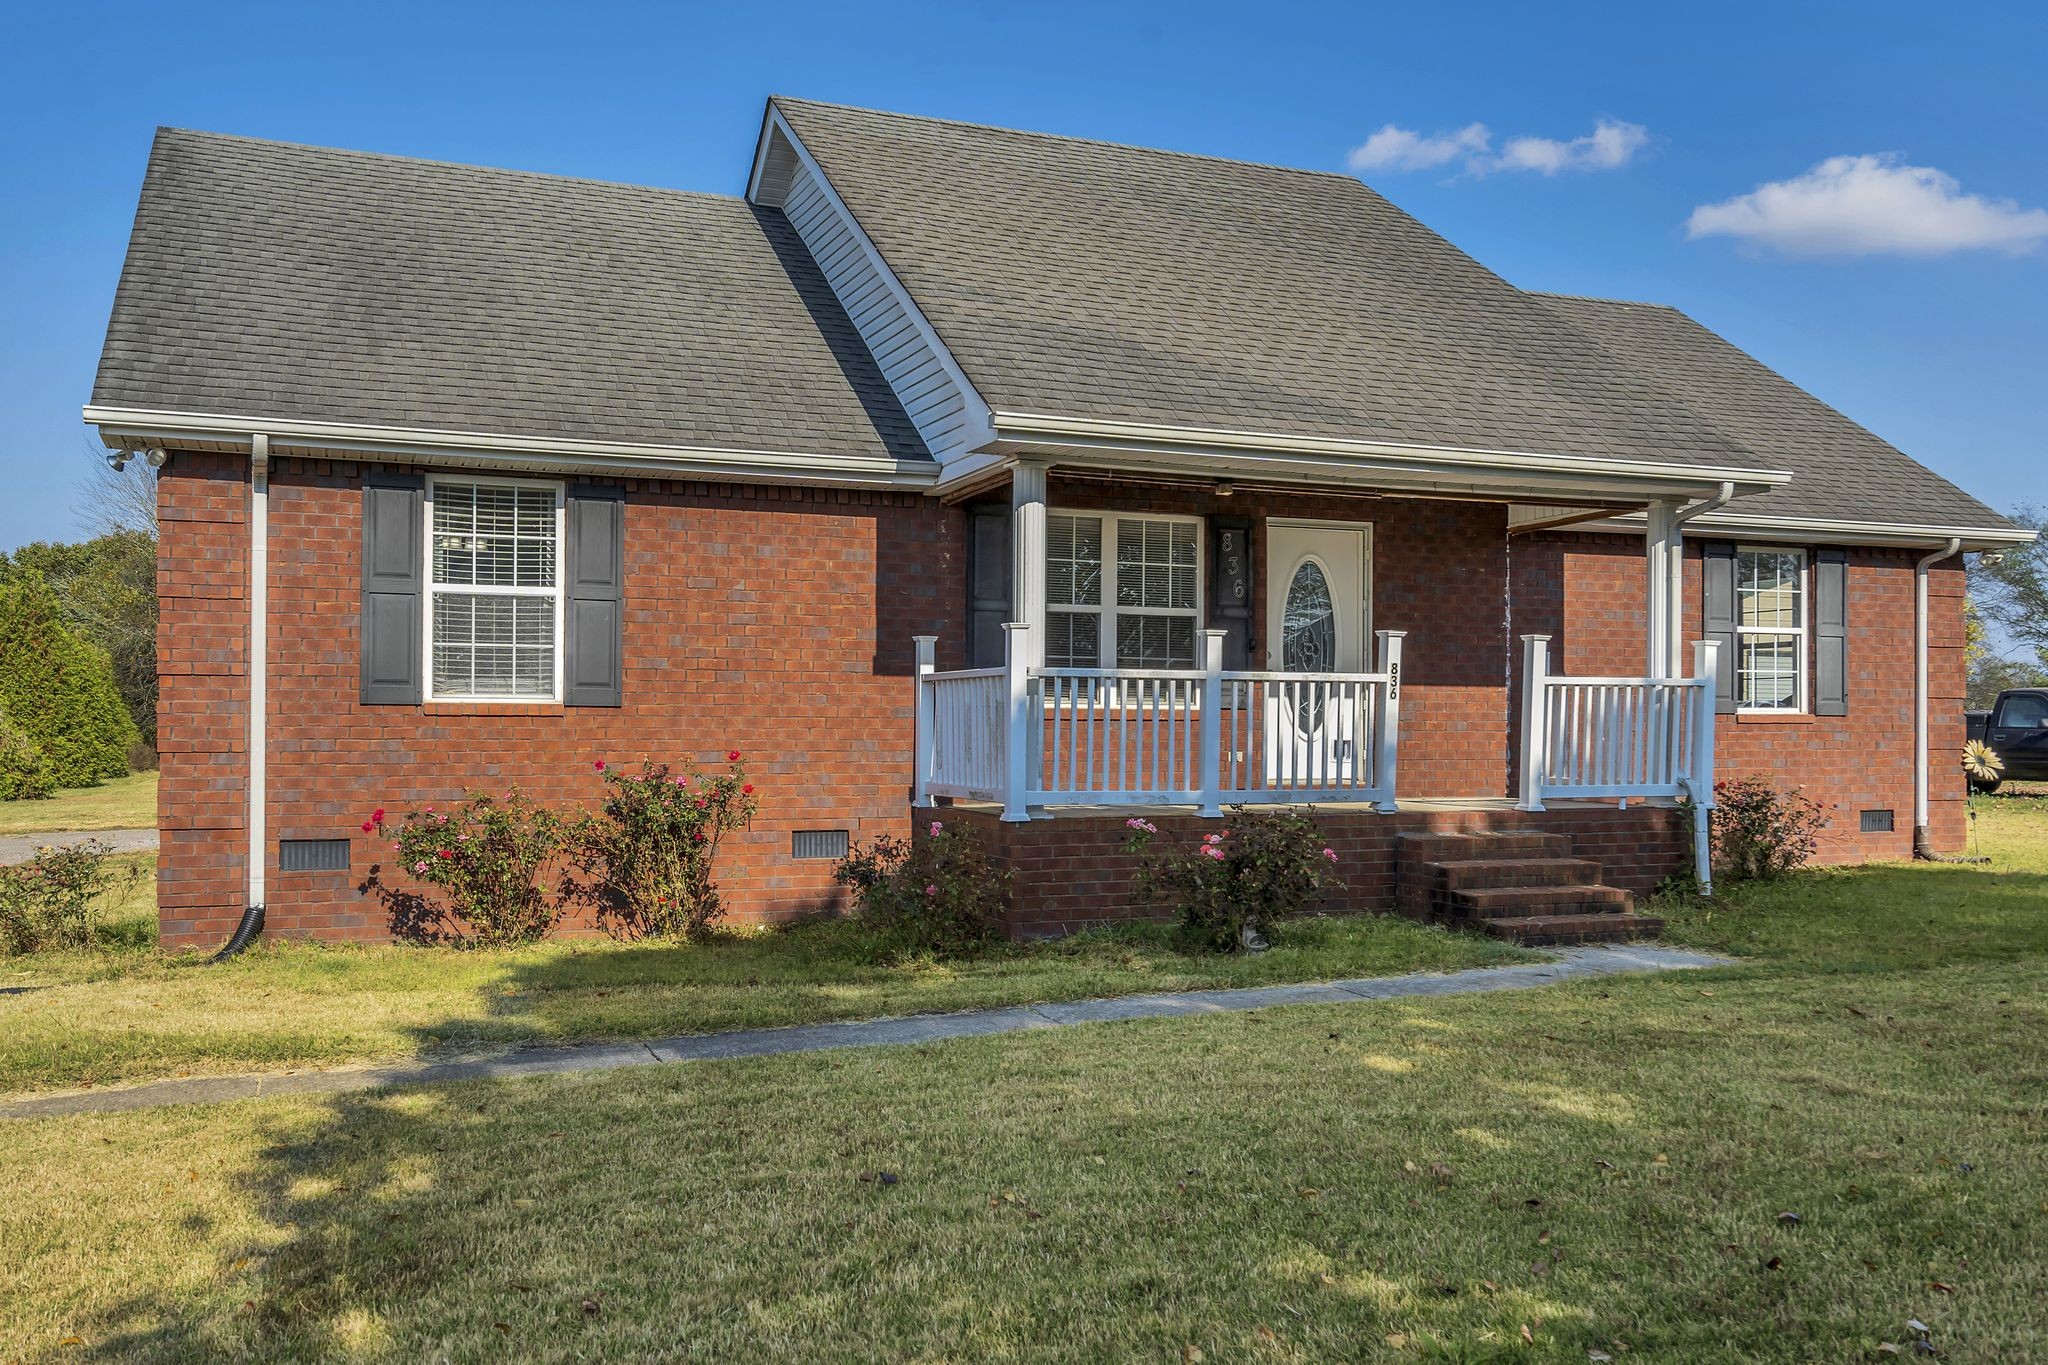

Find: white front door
1264;520;1371;784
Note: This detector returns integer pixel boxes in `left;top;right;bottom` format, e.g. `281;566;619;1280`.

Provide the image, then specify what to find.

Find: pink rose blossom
925;884;939;896
1124;817;1157;834
413;860;429;874
1204;833;1223;845
929;821;944;837
1322;848;1338;863
1199;844;1226;860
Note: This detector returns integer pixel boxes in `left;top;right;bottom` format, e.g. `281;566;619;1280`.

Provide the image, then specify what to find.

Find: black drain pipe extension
209;905;266;962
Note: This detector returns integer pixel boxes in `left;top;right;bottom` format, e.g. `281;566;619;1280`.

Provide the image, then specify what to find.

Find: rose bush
365;791;564;946
833;818;1007;958
1709;776;1829;882
563;755;759;940
1123;807;1341;952
0;838;144;954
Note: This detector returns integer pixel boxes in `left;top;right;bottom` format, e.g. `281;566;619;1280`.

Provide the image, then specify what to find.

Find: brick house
86;99;2031;950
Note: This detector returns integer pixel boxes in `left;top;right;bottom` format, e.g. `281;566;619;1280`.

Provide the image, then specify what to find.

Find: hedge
0;572;138;789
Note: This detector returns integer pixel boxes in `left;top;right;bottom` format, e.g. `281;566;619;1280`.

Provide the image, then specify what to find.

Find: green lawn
0;769;157;835
3;796;2043;1360
1;883;1522;1097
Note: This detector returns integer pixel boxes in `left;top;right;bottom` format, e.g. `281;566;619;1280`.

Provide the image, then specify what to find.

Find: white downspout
248;434;269;911
1914;536;1963;858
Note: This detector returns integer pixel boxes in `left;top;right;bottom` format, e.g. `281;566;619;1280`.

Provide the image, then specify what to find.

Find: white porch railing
912;625;1406;820
1516;634;1720;891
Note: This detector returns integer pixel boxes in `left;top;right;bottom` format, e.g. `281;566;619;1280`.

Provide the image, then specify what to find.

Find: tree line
0;462;156;799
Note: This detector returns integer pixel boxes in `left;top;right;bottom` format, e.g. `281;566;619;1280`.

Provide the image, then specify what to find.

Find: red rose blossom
727;750;740;762
594;759;607;772
742;783;754;795
361;821;374;833
371;807;385;822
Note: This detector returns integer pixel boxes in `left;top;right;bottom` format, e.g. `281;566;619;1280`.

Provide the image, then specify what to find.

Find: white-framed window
424;476;565;701
1735;546;1806;712
1045;511;1202;667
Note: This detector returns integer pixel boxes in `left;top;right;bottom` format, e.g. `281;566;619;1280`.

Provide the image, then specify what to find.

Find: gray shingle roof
770;98;1766;473
1530;292;2008;528
92;129;928;462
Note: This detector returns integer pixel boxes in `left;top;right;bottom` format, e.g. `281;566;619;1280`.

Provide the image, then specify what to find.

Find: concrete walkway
0;943;1731;1121
0;827;158;865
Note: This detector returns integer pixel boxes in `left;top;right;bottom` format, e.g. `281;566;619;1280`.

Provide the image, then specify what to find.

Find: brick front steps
1395;831;1664;945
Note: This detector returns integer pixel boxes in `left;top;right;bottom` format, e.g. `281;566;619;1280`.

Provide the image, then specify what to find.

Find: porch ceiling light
1215;481;1235;498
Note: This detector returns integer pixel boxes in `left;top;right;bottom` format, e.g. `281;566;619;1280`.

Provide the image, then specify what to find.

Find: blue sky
2;0;2042;553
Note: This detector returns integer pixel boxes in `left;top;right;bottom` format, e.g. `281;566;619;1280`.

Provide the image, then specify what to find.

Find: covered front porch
899;449;1778;936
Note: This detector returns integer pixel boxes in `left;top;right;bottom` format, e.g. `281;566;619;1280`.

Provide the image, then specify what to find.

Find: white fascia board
1562;508;2036;552
974;413;1794;505
84;406;940;491
748;104;997;462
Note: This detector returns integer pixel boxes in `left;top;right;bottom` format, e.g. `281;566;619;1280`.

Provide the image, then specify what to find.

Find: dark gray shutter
1814;548;1848;716
967;503;1012;668
360;471;424;704
1701;540;1738;715
564;485;625;707
1208;517;1254;670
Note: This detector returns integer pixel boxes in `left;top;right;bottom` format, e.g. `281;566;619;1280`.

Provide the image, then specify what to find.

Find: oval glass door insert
1282;560;1336;730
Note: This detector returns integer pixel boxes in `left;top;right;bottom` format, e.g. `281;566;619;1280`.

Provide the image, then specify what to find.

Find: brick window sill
421;702;567;718
1735;711;1817;726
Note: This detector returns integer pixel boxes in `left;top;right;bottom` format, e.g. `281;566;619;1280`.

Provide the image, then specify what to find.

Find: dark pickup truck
1966;688;2048;791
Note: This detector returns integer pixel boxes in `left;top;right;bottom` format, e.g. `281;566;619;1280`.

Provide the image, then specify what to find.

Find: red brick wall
938;802;1689;939
1047;476;1511;798
156;452;254;944
1511;531;1969;862
157;453;963;949
156;452;1962;948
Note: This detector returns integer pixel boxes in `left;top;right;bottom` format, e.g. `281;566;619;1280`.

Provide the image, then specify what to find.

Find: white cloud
1347;122;1491;173
1348;118;1648;178
1687;154;2048;257
1494;119;1649;175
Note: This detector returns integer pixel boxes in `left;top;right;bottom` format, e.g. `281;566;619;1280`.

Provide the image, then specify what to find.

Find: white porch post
1196;629;1226;817
1517;634;1551;812
1011;459;1049;671
1691;638;1721;894
1372;630;1405;814
1001;621;1033;822
1645;500;1677;678
910;635;936;807
1666;519;1689;678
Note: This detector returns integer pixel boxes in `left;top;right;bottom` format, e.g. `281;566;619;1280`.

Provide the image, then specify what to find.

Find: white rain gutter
82;405;940;491
1914;536;1963;857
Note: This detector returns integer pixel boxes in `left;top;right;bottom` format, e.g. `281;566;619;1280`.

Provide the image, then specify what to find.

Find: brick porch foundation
933;801;1691;939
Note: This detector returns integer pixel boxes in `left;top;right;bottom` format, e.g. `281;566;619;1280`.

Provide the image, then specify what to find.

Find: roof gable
768;97;1764;473
749;108;992;461
93;129;928;464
